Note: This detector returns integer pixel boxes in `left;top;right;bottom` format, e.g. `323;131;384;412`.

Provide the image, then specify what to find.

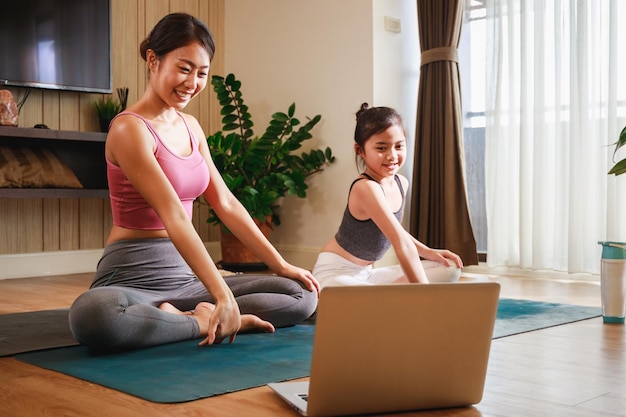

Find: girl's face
148;41;210;109
358;124;406;178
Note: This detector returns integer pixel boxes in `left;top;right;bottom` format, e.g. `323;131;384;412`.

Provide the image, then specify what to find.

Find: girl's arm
408;234;464;269
394;175;463;269
349;179;429;283
193;119;320;295
106;114;240;345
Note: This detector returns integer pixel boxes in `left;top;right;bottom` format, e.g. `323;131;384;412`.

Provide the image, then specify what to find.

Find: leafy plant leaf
204;73;335;227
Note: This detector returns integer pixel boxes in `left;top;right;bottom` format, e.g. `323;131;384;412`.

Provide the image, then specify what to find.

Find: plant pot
99;118;113;133
219;218;272;272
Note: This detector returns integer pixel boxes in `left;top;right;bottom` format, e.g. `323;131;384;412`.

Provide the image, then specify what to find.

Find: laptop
268;282;500;417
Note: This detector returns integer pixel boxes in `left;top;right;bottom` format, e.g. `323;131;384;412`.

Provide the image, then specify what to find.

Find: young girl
69;13;319;351
312;104;463;287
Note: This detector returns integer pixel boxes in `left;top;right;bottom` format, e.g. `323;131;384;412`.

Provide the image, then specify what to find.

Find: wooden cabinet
0;126;108;198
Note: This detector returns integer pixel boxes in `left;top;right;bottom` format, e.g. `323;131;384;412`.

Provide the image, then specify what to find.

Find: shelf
0;126;109;198
0;126;107;143
0;188;109;199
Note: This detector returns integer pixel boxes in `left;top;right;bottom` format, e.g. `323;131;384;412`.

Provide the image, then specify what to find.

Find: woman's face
148;41;210;109
358;124;406;178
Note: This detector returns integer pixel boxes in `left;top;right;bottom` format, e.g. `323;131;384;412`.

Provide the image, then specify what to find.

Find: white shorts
312;252;461;288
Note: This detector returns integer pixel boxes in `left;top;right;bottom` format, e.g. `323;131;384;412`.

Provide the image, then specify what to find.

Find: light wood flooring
1;266;625;417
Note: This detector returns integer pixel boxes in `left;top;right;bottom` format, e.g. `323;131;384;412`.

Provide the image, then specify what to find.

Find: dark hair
354;103;404;169
140;13;215;62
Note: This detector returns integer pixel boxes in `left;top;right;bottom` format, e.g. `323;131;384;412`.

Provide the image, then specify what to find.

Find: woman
312;103;463;287
69;13;319;351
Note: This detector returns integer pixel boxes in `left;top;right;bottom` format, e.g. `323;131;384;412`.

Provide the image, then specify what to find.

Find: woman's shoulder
177;111;201;128
106;112;157;164
177;112;205;139
108;112;153;142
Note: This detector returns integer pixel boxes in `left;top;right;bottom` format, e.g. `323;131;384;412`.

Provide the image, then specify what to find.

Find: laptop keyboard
298;394;309;402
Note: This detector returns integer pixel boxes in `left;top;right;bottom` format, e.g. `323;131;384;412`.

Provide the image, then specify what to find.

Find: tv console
0;126;109;198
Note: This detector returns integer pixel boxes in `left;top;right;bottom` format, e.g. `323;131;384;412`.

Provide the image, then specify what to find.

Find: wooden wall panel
59;200;80;251
42;94;61;130
0;0;223;255
43;200;61;251
59;93;81;131
111;0;140;108
18;90;43;128
1;200;18;253
79;199;106;249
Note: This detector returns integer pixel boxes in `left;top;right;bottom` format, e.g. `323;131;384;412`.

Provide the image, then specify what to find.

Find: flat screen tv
0;0;112;93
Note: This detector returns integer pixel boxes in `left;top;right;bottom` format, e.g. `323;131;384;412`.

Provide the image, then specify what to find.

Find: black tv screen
0;0;112;93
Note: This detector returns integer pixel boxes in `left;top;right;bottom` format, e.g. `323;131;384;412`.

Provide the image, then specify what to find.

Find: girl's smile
360;124;406;180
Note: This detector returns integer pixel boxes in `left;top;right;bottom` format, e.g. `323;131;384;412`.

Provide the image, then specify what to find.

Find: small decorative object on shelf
0;89;19;127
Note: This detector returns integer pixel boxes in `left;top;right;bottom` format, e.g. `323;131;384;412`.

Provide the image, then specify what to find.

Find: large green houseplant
206;73;335;266
608;125;626;175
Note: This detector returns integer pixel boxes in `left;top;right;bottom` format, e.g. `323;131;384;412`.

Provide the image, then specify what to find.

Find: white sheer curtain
485;0;626;274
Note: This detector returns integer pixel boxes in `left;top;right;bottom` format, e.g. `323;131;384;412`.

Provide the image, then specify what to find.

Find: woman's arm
106;115;240;344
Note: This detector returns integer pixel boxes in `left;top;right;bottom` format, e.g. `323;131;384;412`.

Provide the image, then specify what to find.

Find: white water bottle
598;241;626;324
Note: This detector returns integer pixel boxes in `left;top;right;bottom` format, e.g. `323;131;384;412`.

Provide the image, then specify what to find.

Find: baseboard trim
0;242;223;281
0;242;393;280
0;249;104;280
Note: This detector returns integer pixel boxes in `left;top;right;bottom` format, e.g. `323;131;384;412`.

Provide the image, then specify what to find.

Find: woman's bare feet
241;314;275;334
192;302;275;339
158;302;192;315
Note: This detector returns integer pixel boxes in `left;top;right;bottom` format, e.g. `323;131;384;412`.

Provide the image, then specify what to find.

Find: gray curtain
411;0;478;265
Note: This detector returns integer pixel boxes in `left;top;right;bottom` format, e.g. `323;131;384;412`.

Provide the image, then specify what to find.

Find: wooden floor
1;266;625;417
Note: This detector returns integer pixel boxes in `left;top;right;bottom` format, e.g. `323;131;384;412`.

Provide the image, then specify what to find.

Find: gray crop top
334;173;405;261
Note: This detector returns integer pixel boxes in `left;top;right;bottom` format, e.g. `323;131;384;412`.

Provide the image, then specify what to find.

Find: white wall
372;0;419;222
224;0;419;268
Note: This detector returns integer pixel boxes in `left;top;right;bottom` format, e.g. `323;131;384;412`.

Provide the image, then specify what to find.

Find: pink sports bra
107;111;210;230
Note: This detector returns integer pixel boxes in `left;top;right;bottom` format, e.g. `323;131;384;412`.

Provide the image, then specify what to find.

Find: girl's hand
198;298;241;346
275;264;321;296
420;247;464;269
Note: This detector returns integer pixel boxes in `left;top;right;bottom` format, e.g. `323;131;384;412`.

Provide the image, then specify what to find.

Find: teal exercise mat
13;299;601;403
492;298;601;338
16;324;315;403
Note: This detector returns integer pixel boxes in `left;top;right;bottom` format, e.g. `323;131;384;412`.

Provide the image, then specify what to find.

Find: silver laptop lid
306;282;500;417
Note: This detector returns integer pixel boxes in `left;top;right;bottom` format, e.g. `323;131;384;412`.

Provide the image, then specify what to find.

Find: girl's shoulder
349;175;385;199
395;173;409;191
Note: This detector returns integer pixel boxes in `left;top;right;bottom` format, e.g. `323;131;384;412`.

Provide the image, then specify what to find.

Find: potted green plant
94;97;121;132
206;73;335;267
94;87;128;132
608;125;626;175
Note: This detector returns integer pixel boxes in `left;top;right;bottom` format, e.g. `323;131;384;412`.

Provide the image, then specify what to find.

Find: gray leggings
69;238;317;350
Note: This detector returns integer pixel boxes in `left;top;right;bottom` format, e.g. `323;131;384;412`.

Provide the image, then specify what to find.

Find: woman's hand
275;264;321;297
198;297;241;346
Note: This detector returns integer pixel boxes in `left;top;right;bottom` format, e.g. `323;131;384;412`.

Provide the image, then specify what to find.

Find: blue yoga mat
15;299;601;403
492;298;601;338
17;324;315;403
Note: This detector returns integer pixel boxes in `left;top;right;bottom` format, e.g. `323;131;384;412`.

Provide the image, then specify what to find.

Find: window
460;0;487;254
